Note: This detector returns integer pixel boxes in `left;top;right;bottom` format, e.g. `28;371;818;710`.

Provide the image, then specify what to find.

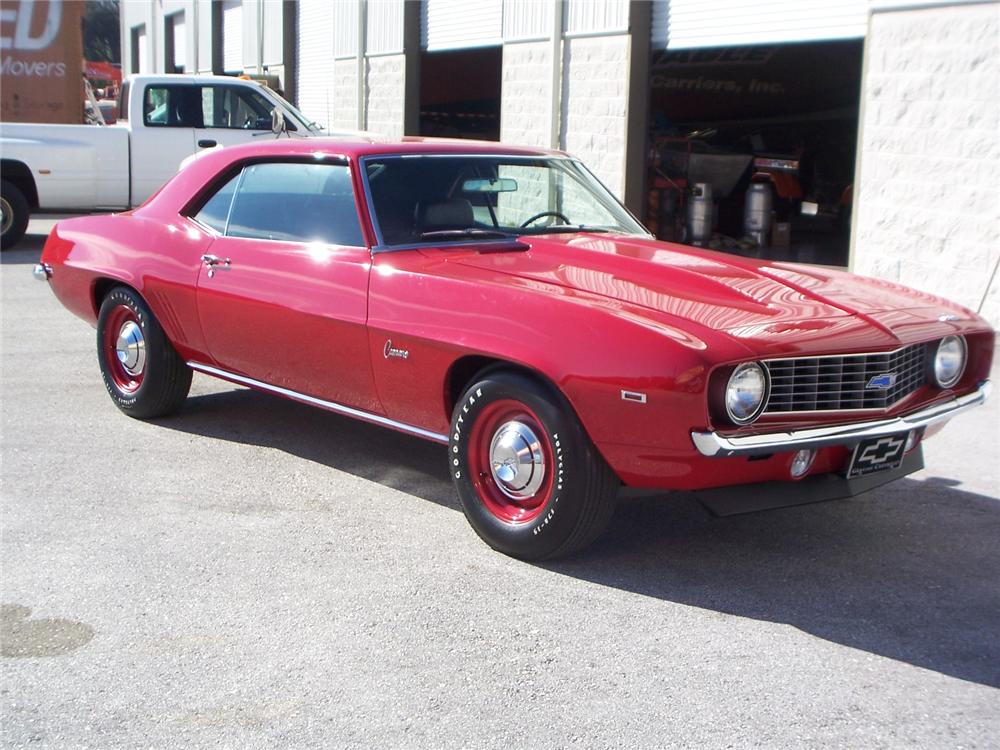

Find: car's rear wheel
97;287;192;418
1;179;30;250
450;371;618;560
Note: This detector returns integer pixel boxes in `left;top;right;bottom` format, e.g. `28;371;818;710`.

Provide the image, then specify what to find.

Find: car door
190;159;381;414
194;84;279;150
129;83;198;204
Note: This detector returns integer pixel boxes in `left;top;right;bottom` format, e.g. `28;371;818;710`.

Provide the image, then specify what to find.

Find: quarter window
194;162;364;246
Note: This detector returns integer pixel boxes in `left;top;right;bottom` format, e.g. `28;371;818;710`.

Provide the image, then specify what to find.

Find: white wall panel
423;0;502;51
565;0;628;35
297;0;336;127
333;0;359;58
367;0;404;55
222;0;243;72
197;0;213;72
653;0;870;49
503;0;551;41
263;0;284;64
171;14;186;71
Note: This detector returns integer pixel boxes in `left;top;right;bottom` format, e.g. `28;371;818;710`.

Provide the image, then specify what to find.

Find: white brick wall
331;59;359;132
500;41;553;148
854;2;1000;327
561;35;630;198
365;54;405;138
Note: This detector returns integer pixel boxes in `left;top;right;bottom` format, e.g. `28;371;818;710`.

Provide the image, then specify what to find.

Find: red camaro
35;138;993;559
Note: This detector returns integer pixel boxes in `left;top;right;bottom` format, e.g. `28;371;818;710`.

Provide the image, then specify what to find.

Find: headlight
932;335;966;388
725;362;769;424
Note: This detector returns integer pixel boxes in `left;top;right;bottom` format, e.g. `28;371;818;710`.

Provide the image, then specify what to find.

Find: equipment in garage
644;40;862;266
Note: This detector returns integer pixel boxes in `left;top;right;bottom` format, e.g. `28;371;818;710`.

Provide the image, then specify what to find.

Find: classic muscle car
35;138;993;560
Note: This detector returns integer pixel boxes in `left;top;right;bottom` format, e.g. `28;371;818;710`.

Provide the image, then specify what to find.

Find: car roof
202;136;569;162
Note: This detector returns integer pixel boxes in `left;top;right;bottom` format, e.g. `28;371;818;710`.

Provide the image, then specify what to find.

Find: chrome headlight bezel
725;361;770;425
932;335;967;389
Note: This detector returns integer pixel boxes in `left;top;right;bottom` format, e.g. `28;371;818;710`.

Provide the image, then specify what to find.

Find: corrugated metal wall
652;0;870;49
367;0;405;55
502;0;551;41
222;0;243;72
296;0;335;127
333;1;359;58
564;0;628;36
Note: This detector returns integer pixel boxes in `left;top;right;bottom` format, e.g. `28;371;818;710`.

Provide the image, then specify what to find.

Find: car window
201;85;273;130
143;85;203;127
193;172;240;233
225;162;364;246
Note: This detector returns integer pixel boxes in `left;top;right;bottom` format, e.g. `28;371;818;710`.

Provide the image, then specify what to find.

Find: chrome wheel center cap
115;320;146;375
489;420;546;500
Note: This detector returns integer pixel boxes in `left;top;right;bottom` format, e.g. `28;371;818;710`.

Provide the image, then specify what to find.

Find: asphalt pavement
2;216;999;748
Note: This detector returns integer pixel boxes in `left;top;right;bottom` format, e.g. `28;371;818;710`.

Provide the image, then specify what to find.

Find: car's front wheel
450;371;618;560
97;286;192;418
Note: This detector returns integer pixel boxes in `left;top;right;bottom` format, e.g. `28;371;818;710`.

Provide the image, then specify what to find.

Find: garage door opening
645;40;863;267
419;47;501;141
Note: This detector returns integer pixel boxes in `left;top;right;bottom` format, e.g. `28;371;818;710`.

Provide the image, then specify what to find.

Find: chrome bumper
32;263;52;281
691;381;991;458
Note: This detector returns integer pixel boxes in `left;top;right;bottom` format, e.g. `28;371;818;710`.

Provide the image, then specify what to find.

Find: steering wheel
520;211;571;228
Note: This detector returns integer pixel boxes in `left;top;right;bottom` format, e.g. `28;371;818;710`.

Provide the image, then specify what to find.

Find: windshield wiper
420;228;514;241
527;225;612;234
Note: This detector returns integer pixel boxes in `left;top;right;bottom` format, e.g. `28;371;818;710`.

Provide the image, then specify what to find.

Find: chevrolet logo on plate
866;373;897;390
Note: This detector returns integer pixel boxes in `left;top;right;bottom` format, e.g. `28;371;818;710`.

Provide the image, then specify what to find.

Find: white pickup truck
0;74;327;248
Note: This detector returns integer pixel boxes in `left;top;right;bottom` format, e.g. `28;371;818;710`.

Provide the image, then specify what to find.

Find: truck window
143;85;203;128
201;85;274;130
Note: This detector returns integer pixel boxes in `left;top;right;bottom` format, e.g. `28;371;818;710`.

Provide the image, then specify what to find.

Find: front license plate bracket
846;433;908;478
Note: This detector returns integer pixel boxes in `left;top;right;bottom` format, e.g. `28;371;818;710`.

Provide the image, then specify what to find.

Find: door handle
200;254;230;277
198;139;217;148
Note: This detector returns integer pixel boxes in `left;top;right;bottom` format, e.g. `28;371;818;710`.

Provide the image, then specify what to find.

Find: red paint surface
40;137;995;492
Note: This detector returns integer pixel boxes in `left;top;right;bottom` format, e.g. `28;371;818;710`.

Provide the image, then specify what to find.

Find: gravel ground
2;217;998;748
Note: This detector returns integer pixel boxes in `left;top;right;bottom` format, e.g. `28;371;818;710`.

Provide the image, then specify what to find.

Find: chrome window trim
186;362;449;444
691;380;991;458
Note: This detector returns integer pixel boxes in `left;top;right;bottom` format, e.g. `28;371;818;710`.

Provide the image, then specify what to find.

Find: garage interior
644;40;863;267
418;47;502;141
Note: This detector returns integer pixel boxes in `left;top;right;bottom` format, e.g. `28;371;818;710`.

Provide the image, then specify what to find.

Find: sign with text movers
1;0;84;124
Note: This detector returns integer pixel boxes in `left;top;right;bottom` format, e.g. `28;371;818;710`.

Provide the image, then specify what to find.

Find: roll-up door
652;0;870;49
222;0;243;73
295;0;336;130
171;15;186;72
422;0;502;51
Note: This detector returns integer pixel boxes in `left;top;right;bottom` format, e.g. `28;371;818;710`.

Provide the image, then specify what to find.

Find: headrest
419;199;474;229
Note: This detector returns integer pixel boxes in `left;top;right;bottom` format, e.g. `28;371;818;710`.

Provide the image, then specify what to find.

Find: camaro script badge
866;373;897;390
383;340;409;360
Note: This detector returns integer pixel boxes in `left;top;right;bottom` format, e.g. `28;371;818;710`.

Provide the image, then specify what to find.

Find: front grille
764;343;929;413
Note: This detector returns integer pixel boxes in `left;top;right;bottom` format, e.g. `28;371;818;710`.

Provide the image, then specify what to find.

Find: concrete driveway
2;216;998;748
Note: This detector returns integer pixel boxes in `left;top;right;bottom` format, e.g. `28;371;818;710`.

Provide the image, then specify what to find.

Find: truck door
194;83;281;150
129;83;197;205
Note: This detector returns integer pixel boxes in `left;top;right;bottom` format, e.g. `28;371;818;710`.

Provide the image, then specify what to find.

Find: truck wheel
97;287;192;419
450;371;618;560
0;180;30;250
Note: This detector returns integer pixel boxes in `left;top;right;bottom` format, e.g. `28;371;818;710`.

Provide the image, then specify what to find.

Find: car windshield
363;155;648;246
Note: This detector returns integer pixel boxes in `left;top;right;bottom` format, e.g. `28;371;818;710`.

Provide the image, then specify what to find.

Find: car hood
450;233;970;350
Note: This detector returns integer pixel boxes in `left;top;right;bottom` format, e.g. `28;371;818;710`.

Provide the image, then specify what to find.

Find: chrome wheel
115;320;146;376
489;420;546;500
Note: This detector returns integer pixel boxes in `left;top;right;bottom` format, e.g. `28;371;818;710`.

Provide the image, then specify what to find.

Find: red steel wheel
450;371;619;560
466;399;555;524
102;303;146;394
96;286;192;419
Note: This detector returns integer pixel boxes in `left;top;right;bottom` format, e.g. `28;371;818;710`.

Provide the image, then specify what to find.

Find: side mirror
271;107;287;136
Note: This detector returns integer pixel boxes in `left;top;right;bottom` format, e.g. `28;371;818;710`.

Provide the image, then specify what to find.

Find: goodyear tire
97;287;192;419
450;371;618;560
1;179;30;250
